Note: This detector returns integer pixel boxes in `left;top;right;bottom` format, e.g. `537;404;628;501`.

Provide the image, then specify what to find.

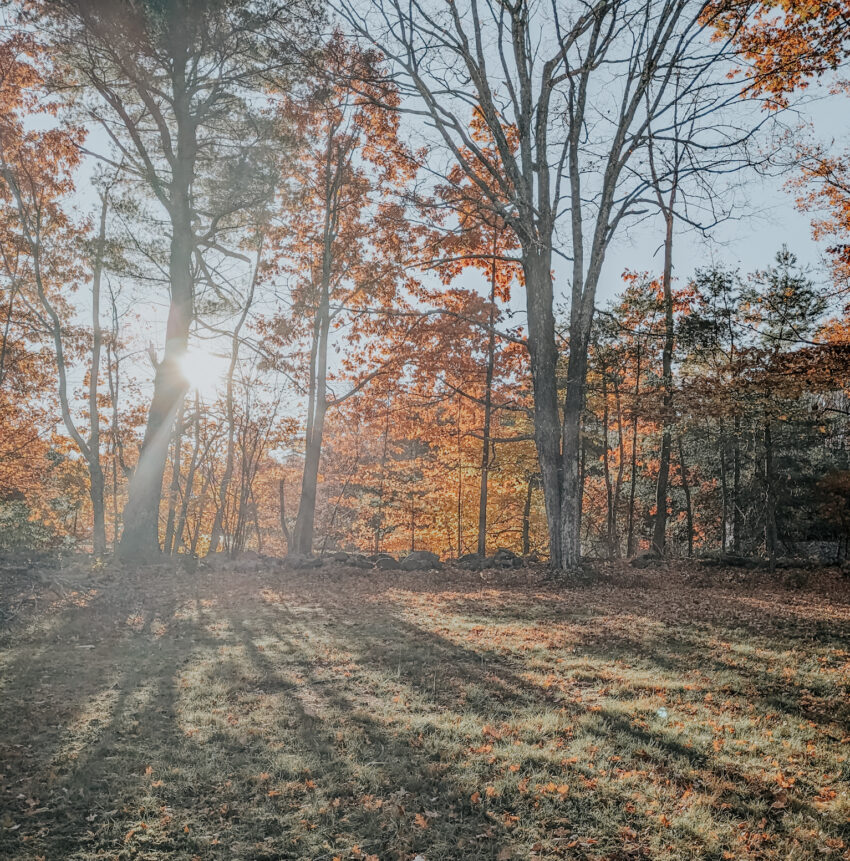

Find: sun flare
178;347;228;399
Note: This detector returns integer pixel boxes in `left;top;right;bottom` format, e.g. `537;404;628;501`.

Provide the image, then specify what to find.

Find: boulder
457;553;485;570
284;554;324;570
629;553;659;569
375;556;401;570
493;547;522;568
400;550;442;571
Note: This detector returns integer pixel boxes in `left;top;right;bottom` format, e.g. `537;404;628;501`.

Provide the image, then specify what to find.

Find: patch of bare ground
0;558;848;859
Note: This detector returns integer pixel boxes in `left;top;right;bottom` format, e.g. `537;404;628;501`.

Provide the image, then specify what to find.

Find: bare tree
337;0;768;570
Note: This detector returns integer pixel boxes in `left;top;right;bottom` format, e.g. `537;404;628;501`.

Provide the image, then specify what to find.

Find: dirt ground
0;559;848;860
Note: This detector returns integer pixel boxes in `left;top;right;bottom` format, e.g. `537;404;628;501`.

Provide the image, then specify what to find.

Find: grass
0;561;848;860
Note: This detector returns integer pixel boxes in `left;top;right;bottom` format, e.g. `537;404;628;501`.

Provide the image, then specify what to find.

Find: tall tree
269;36;419;557
40;0;316;558
338;0;764;569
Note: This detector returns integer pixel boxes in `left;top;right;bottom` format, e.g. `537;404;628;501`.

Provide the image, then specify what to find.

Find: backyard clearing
0;561;848;860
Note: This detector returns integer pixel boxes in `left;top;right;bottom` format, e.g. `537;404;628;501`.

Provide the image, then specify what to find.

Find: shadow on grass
1;567;848;860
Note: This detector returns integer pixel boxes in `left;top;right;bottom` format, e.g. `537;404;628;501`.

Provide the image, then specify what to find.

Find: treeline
0;0;848;567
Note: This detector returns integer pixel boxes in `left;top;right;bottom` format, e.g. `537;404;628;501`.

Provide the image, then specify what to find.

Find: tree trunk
88;192;108;556
612;373;626;558
677;435;693;557
719;423;728;553
602;366;616;558
119;53;195;560
626;346;641;557
560;325;590;570
651;206;675;556
456;398;463;556
764;418;777;570
279;478;291;550
163;401;184;555
477;236;498;556
732;413;741;555
522;248;563;568
291;283;330;556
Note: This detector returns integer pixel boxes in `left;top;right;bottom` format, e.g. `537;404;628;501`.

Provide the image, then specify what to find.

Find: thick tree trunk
119;54;195;560
291;285;330;556
560;326;590;570
163;402;184;555
522;248;563;568
651;208;675;556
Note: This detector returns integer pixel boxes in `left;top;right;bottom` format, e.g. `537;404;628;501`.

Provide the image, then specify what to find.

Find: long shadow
249;578;850;856
224;606;526;859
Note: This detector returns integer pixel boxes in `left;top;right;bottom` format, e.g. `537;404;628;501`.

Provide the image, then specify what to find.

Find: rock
493;547;522;568
457;553;485;570
697;553;759;570
284;554;323;570
400;550;442;571
347;554;373;569
331;551;351;563
630;553;659;569
375;556;401;570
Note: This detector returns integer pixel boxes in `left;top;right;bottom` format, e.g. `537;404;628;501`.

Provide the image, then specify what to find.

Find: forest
0;0;848;859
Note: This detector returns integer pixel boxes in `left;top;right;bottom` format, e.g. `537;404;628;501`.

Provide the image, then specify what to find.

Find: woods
1;1;849;859
2;0;847;567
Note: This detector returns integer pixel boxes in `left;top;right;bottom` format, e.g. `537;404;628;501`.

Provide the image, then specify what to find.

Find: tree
0;32;116;554
337;0;767;569
40;0;317;558
268;36;419;558
427;109;523;557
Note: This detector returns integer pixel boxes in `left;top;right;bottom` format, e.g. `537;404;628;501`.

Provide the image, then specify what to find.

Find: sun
178;346;229;399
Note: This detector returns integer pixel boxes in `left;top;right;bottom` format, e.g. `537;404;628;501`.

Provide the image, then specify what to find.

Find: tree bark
163;401;184;555
279;477;291;550
88;192;108;556
626;345;641;557
764;418;778;570
477;233;499;556
677;435;693;557
119;46;195;560
560;324;591;569
522;248;563;569
651;205;676;556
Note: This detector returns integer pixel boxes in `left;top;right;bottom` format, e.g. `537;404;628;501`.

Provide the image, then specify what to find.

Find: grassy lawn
0;562;848;860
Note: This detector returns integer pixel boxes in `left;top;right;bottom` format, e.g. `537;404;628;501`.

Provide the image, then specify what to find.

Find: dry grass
0;560;848;860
